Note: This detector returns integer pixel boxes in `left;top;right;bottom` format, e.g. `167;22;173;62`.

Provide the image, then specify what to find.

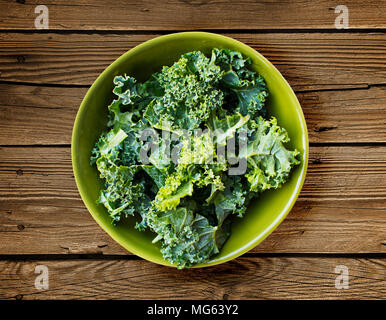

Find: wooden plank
0;146;385;255
0;0;385;31
298;86;386;143
0;84;86;145
0;32;385;90
0;257;385;299
1;83;385;145
1;198;385;255
1;146;385;202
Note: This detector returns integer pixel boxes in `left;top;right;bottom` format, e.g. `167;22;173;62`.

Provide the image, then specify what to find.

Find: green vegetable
91;49;300;268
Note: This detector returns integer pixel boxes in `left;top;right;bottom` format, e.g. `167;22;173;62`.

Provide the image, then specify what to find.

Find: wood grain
297;86;386;143
0;83;86;145
1;145;385;202
0;0;385;31
0;257;385;300
0;146;385;255
1;83;385;145
0;32;385;90
0;0;385;301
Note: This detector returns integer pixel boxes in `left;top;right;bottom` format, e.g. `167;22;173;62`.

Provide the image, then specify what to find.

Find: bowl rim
71;31;309;268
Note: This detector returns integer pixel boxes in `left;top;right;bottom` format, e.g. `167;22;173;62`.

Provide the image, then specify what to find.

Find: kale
91;49;299;268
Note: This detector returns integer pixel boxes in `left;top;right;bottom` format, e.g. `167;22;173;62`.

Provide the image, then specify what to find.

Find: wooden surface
1;257;385;300
1;146;385;255
1;0;385;30
1;32;385;90
0;0;385;300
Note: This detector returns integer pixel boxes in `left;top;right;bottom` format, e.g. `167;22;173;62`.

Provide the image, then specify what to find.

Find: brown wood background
0;0;385;300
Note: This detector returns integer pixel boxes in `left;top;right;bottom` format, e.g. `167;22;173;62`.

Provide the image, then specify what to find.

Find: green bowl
72;32;308;268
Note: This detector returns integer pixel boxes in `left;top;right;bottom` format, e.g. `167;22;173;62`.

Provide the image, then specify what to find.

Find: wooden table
0;0;385;300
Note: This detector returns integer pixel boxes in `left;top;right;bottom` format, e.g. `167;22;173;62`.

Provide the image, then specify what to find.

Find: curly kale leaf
147;206;230;268
214;48;268;118
241;117;300;193
112;74;163;109
208;112;250;146
91;128;155;224
149;51;225;130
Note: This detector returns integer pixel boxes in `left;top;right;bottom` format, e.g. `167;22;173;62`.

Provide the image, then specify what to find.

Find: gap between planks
1;252;386;261
0;28;386;34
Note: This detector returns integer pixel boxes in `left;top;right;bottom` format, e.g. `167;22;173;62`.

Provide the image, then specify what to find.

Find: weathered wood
0;0;385;31
1;198;385;255
0;83;85;145
0;0;384;302
0;32;385;90
1;85;386;146
1;146;385;202
298;86;386;143
0;146;385;255
0;257;385;299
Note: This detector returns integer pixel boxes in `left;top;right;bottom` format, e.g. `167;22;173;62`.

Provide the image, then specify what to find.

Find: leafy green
90;48;300;268
242;117;300;192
